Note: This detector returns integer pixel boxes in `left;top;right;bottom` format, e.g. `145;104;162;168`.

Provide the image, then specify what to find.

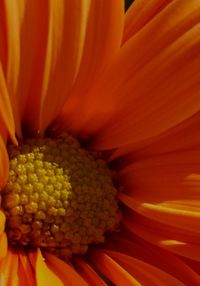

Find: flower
0;0;200;285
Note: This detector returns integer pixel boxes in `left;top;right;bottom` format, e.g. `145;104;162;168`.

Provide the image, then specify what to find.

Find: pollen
2;134;120;258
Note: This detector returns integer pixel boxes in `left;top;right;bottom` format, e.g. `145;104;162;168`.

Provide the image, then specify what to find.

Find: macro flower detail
0;0;200;285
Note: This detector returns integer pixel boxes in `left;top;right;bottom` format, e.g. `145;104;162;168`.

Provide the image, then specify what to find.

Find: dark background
125;0;134;10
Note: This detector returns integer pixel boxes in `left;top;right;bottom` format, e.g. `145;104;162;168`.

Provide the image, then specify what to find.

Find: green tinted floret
2;134;120;258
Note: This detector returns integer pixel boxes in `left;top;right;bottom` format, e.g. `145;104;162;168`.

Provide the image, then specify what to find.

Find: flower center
2;134;120;258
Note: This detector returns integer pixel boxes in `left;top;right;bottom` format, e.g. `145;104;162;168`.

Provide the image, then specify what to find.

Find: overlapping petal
0;136;9;188
118;149;200;262
88;249;187;286
104;234;200;285
45;253;89;286
111;111;200;160
123;0;173;43
20;0;124;135
0;233;7;261
0;250;19;286
29;249;63;286
0;63;16;142
19;0;89;134
63;0;200;149
73;257;106;286
0;0;21;135
18;251;35;286
54;0;124;135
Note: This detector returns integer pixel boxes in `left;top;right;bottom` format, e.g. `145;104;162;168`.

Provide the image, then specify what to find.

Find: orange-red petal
54;1;124;135
104;235;200;285
111;111;200;160
73;257;106;286
0;136;9;189
0;233;7;261
106;250;185;285
45;252;89;286
30;249;63;286
0;249;19;286
76;0;200;149
123;0;172;43
18;251;35;286
1;0;22;135
0;64;16;142
0;211;6;235
89;250;141;286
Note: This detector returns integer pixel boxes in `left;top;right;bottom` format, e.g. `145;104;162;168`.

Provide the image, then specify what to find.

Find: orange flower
0;0;200;285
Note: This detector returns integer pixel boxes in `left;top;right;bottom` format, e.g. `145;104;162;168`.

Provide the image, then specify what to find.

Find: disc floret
2;134;120;257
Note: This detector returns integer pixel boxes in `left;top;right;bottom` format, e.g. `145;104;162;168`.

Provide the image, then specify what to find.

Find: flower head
0;0;200;285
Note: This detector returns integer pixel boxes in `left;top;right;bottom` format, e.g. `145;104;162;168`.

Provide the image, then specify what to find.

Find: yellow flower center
2;134;120;258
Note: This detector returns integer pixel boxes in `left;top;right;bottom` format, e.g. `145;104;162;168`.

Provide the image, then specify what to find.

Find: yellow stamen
2;134;120;258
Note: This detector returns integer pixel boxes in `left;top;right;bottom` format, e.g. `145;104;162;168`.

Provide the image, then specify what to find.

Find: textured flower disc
1;134;120;257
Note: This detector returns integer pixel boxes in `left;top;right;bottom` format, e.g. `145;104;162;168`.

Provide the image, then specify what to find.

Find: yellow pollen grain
2;134;120;258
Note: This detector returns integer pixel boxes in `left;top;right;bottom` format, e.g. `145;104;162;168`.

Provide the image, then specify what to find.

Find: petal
17;0;53;134
0;233;7;261
72;0;200;149
18;251;35;286
0;63;16;142
21;0;91;134
45;252;89;286
105;250;185;286
0;211;6;235
0;249;19;286
30;249;63;286
1;0;21;134
22;1;124;134
124;209;200;263
88;250;141;286
120;193;200;234
0;136;9;188
73;257;106;286
111;111;200;160
38;0;90;133
118;149;200;260
104;235;200;285
54;0;124;135
123;0;172;43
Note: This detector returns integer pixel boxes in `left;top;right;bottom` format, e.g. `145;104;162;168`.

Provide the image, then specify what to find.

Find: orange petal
0;136;9;189
118;150;200;233
45;252;89;286
32;249;63;286
54;0;124;135
106;250;185;286
124;209;200;263
123;0;172;43
182;258;200;276
21;0;92;133
73;257;106;286
0;233;7;261
117;149;200;261
0;1;7;72
17;1;52;134
18;251;35;286
0;63;16;142
22;1;124;135
72;0;200;149
88;250;141;286
104;235;200;285
111;111;200;160
0;211;6;235
1;0;22;135
0;249;19;286
120;193;200;235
